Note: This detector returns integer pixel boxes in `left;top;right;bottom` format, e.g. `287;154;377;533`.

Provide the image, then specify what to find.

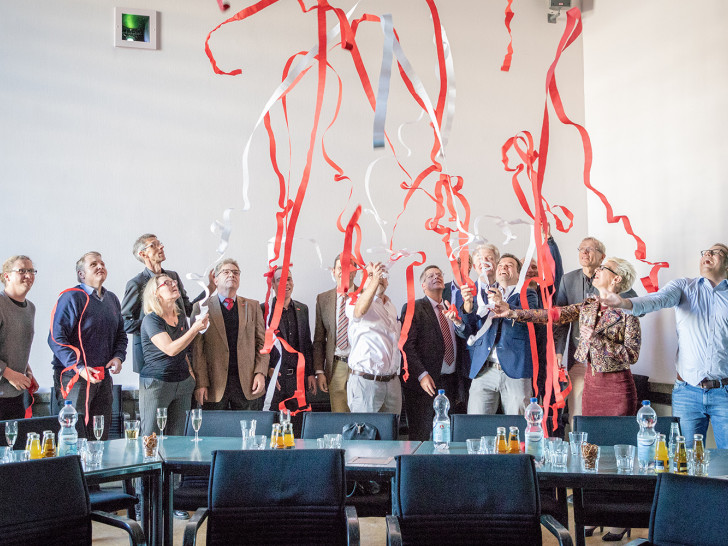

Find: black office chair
1;415;138;518
387;454;572;546
450;413;569;528
0;456;145;545
174;410;277;512
625;473;728;546
183;449;360;546
571;415;681;542
301;412;399;440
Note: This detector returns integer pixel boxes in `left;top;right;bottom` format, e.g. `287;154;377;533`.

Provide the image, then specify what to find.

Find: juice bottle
673;435;688;474
693;434;705;463
283;422;295;448
507;426;520;454
496;427;508;454
654;433;668;473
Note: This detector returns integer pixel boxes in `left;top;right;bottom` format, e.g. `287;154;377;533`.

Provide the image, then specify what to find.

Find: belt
677;373;728;390
333;355;348;363
283;367;297;376
485;360;502;371
350;370;397;382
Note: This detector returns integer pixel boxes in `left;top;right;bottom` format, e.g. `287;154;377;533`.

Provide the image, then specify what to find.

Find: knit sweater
0;291;35;398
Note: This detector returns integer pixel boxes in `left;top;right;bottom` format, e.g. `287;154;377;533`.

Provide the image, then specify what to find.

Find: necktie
437;303;455;366
224;297;234;311
336;296;349;351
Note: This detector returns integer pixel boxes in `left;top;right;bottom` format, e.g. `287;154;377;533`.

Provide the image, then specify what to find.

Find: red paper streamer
501;0;514;71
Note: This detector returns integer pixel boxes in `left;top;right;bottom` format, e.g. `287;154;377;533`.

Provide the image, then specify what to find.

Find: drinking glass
279;409;291;425
124;419;140;440
693;449;710;477
552;442;569;467
93;415;104;441
544;437;563;464
87;441;104;466
569;432;587;457
580;445;600;472
156;408;168;439
466;438;482;454
250;435;267;450
614;444;636;472
0;446;10;463
324;433;342;448
4;420;18;450
77;438;89;464
480;436;497;454
12;450;30;462
190;409;203;443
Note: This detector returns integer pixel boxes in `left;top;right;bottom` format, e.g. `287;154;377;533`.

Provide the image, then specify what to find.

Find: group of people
1;233;727;451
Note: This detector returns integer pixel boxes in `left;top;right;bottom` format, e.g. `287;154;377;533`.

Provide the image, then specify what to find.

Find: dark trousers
403;373;458;441
0;395;25;421
203;375;263;411
54;368;113;440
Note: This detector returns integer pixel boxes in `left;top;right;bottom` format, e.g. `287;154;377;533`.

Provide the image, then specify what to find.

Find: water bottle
57;400;79;456
667;421;681;459
636;400;657;471
432;389;451;448
524;397;544;464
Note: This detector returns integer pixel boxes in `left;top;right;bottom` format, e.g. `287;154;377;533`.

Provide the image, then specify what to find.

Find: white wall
1;0;587;390
581;1;728;382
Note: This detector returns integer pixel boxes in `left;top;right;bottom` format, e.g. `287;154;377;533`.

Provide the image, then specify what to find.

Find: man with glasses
0;255;37;420
554;237;637;426
122;234;193;374
402;265;465;439
49;252;127;440
603;243;728;448
191;259;269;410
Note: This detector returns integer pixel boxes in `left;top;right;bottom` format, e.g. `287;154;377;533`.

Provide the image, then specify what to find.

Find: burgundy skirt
582;368;638;416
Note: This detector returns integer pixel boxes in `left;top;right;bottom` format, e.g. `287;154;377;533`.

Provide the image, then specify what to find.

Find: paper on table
349;456;393;465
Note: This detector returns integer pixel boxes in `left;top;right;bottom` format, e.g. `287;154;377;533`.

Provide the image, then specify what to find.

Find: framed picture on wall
114;7;158;49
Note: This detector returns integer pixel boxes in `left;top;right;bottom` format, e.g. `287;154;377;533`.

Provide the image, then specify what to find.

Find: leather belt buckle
334;355;348;363
284;368;295;376
487;360;501;371
699;378;728;390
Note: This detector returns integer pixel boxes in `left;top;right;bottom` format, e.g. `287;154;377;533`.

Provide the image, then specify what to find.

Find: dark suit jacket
121;267;191;373
461;288;539;380
553;268;637;369
263;298;314;378
191;294;269;401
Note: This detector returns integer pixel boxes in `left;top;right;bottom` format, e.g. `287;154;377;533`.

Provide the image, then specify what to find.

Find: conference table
158;437;421;546
415;442;728;546
83;438;163;545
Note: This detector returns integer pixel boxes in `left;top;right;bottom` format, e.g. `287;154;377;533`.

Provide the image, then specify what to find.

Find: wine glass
92;415;104;441
5;421;18;450
156;407;168;439
190;408;203;443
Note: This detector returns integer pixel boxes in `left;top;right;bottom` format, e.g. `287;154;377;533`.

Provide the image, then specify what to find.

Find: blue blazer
460;288;539;380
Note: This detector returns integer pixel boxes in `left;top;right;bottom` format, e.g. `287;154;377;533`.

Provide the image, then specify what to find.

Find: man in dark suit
313;254;357;412
264;267;315;416
191;259;269;410
554;237;637;426
401;265;465;440
121;234;192;374
458;254;538;415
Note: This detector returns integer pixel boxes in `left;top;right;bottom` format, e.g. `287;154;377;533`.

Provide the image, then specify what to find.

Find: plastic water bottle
524;397;544;464
57;400;79;456
432;389;451;449
636;400;657;472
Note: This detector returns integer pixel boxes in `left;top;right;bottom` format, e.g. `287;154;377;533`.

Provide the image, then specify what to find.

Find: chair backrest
392;454;542;545
206;449;348;544
300;412;398;440
183;410;277;437
450;414;525;442
649;473;728;546
2;415;87;449
0;456;91;544
573;415;680;446
52;385;125;438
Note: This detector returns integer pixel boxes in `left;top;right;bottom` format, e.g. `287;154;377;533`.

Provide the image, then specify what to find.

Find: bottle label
638;438;656;465
433;423;450;444
655;459;667;472
525;437;543;459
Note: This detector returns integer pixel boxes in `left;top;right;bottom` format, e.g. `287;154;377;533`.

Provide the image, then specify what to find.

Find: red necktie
224;297;234;311
437;303;455;366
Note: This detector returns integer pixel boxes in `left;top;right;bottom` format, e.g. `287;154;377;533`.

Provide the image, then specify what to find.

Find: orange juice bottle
654;433;668;473
507;426;520;454
496;427;508;454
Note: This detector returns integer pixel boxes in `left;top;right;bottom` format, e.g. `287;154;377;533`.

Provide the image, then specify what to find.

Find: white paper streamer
373;14;394;149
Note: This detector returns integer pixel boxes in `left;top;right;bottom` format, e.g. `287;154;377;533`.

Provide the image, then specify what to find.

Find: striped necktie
437;303;455;366
336;296;349;351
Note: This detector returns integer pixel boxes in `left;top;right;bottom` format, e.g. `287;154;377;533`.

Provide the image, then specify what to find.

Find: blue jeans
671;379;728;449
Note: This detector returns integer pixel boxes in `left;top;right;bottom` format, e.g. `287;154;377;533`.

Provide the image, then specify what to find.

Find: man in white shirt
345;262;401;414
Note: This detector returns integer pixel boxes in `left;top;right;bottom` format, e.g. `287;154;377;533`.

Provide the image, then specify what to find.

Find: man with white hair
603;243;728;448
0;255;36;420
122;234;192;374
554;236;637;426
49;252;127;440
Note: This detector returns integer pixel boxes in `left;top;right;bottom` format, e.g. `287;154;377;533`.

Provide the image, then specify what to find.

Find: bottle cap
642;400;650;405
65;400;73;405
438;389;445;395
530;397;538;403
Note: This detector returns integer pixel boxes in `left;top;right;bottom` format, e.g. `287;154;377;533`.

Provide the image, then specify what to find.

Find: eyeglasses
11;269;37;276
596;265;618;276
216;269;241;277
144;241;163;250
577;246;601;254
158;279;178;288
701;249;726;258
425;272;444;281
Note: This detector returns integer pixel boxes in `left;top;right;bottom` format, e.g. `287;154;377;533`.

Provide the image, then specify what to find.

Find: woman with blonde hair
139;274;209;436
492;257;641;417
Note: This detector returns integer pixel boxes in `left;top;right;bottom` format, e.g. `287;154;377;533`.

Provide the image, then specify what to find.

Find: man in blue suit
456;254;538;415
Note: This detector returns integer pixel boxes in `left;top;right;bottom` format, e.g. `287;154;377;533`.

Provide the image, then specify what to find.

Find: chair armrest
624;540;651;546
182;508;209;546
345;505;360;546
541;514;573;546
91;510;146;546
385;515;402;546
